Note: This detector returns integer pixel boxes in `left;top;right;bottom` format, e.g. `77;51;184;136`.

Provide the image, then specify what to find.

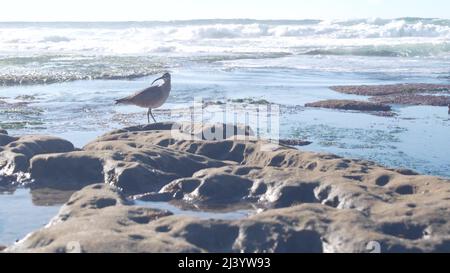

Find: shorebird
115;73;171;123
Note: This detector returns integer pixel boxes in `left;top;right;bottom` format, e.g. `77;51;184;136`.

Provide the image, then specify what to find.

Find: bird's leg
149;108;157;123
147;108;151;124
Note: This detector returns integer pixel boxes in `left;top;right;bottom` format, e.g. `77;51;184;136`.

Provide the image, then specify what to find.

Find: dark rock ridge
278;139;312;146
305;100;392;112
2;122;450;253
331;84;450;96
371;94;450;107
330;84;450;107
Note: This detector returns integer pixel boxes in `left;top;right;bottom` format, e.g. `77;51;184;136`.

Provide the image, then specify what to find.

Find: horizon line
0;16;447;23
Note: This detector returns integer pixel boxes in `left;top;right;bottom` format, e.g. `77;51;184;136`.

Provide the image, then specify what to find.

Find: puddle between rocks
0;185;257;247
134;200;257;220
0;188;63;246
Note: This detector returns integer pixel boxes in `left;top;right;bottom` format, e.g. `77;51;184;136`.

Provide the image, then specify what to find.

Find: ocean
1;18;450;175
1;17;450;245
1;18;450;83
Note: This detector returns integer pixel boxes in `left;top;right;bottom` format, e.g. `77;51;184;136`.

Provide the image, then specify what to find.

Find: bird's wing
116;82;166;105
133;85;162;98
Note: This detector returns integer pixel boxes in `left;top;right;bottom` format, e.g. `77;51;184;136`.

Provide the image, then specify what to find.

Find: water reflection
134;199;259;220
30;188;74;206
0;187;73;245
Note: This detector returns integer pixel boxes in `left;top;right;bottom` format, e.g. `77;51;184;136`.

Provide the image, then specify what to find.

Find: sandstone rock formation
370;94;450;107
6;183;450;253
330;84;450;107
2;122;450;253
0;133;74;179
331;84;450;96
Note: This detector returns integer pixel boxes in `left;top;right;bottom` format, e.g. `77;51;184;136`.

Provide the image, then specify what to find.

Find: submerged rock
330;84;450;107
279;139;312;146
305;100;392;112
331;84;450;96
371;94;450;107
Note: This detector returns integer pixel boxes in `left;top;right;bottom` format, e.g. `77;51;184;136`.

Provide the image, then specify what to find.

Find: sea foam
0;18;449;85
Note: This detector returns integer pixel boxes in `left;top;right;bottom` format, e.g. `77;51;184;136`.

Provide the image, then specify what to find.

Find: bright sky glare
0;0;448;21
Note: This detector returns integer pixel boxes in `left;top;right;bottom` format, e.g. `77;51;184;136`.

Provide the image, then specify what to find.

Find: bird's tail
115;98;128;105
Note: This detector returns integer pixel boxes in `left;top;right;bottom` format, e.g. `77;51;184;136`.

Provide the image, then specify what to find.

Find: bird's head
152;72;171;85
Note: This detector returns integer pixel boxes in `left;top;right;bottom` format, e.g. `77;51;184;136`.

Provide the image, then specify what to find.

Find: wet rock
391;168;419;176
370;94;450;107
6;184;450;253
0;129;7;135
163;172;254;205
279;139;312;147
330;84;450;107
15;95;37;101
159;163;450;218
305;100;392;112
20;122;254;192
30;142;227;193
331;84;450;96
0;135;74;176
229;98;271;105
0;134;17;146
3;123;450;253
107;122;254;141
6;123;449;210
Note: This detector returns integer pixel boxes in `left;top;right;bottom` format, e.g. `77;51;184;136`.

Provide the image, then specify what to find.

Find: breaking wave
1;18;449;55
302;43;450;57
0;18;449;85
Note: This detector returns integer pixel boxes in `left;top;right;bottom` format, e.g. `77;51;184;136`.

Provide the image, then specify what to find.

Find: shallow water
4;66;448;176
2;67;450;247
0;189;62;245
134;200;255;220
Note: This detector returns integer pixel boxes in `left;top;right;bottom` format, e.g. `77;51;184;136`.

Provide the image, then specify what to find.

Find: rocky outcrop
28;123;258;193
278;139;312;146
371;94;450;107
330;84;450;107
2;122;450;253
305;100;392;112
30;142;227;193
6;184;450;253
331;84;450;96
0;134;74;179
157;163;450;215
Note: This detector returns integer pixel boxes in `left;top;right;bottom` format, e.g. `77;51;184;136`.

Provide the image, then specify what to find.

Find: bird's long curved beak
151;76;164;85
